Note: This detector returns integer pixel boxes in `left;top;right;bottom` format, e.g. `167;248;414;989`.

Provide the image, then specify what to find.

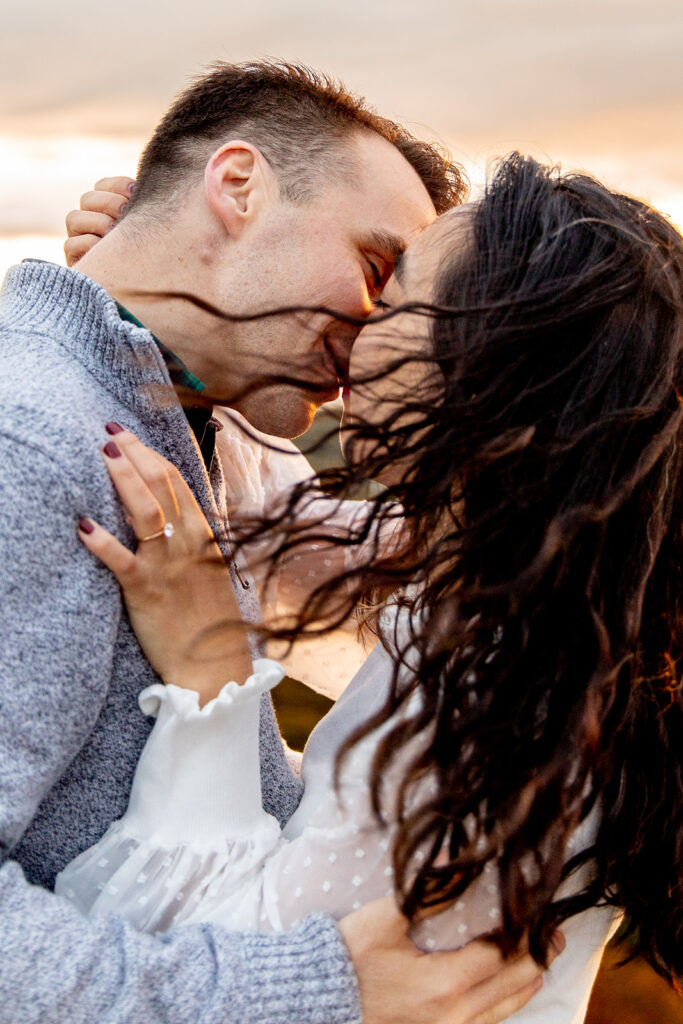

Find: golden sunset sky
1;0;682;279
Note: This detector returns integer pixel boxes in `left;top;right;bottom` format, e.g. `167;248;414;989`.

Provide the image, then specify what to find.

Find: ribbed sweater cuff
235;913;362;1024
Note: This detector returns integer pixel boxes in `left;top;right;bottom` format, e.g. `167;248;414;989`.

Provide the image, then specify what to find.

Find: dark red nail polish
103;441;122;459
105;421;124;435
78;517;95;534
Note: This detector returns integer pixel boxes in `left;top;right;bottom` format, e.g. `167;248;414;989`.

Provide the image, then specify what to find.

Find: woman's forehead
398;204;474;291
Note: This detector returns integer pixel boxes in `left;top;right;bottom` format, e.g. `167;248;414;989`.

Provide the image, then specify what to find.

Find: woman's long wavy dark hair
162;154;683;982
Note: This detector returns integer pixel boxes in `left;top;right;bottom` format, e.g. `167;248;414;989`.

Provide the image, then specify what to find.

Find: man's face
218;131;437;438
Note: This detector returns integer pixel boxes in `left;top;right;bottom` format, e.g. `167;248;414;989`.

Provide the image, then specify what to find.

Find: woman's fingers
101;426;216;551
63;179;134;265
103;427;180;527
100;441;167;542
462;932;565;1024
66;209;115;240
93;176;135;197
104;424;211;536
463;948;544;1023
77;517;136;583
79;189;130;220
469;976;542;1024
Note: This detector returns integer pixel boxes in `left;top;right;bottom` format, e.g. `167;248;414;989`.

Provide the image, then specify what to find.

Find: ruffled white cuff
123;658;285;845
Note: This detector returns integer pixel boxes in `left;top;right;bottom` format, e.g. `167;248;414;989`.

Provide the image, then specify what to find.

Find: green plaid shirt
115;302;217;470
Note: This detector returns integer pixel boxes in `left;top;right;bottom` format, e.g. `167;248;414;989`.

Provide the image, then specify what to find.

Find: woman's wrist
162;659;253;706
159;622;256;705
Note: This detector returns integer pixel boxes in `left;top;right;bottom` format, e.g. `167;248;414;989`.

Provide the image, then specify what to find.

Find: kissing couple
1;60;681;1023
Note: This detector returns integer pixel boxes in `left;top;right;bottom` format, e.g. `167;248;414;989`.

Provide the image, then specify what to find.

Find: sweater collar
114;301;206;395
1;261;176;417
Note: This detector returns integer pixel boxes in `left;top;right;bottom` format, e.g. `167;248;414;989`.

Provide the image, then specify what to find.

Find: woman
58;155;683;1022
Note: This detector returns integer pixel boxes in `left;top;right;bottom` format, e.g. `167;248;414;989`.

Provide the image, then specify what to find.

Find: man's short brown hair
127;60;467;216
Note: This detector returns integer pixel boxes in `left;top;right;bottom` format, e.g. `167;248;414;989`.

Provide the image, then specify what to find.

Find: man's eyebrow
359;229;407;268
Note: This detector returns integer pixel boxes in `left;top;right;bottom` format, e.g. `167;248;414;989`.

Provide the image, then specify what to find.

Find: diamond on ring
163;522;175;538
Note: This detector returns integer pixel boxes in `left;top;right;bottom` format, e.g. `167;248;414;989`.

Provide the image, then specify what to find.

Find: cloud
0;135;141;235
1;0;681;249
2;0;681;139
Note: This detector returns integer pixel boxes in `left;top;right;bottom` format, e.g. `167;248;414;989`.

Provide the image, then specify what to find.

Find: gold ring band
137;522;175;543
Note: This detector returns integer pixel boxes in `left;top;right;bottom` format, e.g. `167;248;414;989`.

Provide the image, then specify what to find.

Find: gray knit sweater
0;261;361;1024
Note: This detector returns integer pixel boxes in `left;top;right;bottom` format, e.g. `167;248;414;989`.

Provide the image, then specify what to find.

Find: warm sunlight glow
0;236;65;282
0;135;140;222
0;134;142;281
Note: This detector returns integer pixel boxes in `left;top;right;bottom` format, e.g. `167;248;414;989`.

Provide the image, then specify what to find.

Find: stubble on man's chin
237;385;319;440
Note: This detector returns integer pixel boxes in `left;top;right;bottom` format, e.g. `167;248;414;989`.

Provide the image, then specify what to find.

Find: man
0;61;546;1023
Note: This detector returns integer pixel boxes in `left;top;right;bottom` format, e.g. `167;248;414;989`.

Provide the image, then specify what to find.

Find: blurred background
1;0;682;277
2;1;682;1019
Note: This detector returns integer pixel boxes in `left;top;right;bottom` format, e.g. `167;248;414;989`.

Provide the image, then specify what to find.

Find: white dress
56;411;620;1024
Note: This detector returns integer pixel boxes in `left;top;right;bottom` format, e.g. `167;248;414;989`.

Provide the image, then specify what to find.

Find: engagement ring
138;523;175;543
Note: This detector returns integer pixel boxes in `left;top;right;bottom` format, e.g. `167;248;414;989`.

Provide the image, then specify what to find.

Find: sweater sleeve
0;436;361;1024
0;436;122;852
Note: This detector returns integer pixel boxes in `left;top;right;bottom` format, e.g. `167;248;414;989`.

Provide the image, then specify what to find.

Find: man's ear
204;142;277;239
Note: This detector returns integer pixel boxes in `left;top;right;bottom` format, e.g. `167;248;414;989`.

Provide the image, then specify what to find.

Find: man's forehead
348;131;437;236
354;189;436;247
